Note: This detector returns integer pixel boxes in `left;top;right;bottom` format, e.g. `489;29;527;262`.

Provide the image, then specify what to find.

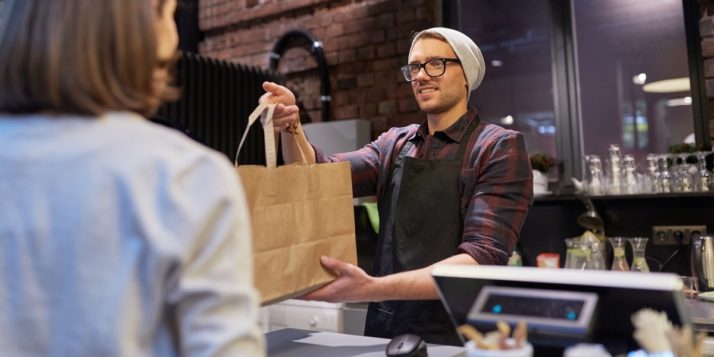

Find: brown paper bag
236;103;357;305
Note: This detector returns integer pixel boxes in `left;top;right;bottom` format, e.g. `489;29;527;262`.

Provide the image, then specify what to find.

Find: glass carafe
609;237;629;271
629;237;650;272
587;239;606;270
564;238;589;270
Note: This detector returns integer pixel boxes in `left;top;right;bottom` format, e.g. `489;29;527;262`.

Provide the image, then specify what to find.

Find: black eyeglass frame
400;58;462;82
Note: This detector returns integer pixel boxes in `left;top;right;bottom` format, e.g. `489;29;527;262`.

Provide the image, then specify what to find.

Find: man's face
408;38;468;115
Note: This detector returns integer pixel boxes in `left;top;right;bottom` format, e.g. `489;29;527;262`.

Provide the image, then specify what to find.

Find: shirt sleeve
165;154;265;357
312;131;392;198
457;132;533;265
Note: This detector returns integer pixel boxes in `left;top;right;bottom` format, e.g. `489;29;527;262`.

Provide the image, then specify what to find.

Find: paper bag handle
235;103;314;167
235;103;277;168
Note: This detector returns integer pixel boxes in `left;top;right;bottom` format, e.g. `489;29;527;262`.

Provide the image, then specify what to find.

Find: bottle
508;250;522;266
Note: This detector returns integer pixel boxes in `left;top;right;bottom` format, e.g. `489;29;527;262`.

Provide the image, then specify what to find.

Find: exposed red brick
376;42;396;58
369;116;389;135
705;58;714;78
357;46;376;60
397;8;416;24
326;23;344;37
199;0;439;139
365;87;388;103
334;104;359;120
372;58;400;71
378;100;397;114
360;103;378;118
368;1;399;17
357;74;376;88
338;48;357;63
398;97;419;112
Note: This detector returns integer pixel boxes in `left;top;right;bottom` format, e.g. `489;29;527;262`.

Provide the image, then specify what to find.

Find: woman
0;0;263;356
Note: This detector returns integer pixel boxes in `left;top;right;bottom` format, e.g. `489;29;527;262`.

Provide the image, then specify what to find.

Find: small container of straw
460;321;533;357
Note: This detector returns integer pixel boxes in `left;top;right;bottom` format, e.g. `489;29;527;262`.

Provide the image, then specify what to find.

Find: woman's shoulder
101;112;237;180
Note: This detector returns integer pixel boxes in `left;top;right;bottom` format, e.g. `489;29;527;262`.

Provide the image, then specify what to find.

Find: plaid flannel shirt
314;107;533;265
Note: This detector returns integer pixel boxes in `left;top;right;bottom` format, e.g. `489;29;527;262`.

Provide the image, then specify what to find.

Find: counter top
690;298;714;331
534;191;714;203
266;328;465;357
265;300;714;356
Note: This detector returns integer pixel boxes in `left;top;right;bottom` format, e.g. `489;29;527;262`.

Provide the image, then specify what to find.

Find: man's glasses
400;58;461;82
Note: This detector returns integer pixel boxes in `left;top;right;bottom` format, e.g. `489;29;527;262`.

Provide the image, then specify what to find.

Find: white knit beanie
409;27;486;99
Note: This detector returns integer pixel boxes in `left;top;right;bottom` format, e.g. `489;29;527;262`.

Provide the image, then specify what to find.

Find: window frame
443;0;710;186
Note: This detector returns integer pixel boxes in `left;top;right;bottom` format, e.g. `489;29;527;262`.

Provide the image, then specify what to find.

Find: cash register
433;265;689;355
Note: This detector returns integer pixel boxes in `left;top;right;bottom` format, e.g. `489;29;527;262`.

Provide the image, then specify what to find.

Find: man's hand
260;81;300;134
300;256;378;303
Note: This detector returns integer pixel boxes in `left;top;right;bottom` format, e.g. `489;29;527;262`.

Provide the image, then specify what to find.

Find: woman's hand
260;81;300;134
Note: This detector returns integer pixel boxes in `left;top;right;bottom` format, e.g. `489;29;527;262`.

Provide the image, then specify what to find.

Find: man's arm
259;81;316;164
457;131;533;265
301;253;477;303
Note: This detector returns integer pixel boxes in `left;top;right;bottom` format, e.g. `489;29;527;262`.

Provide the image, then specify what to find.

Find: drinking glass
629;237;650;272
645;154;659;193
696;151;712;192
623;155;638;194
673;153;694;192
609;237;629;271
657;155;672;193
584;155;605;196
680;276;699;299
606;145;623;195
587;240;606;270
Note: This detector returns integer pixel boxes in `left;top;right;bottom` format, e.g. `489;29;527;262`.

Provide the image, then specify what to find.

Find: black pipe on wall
269;30;332;123
175;0;202;53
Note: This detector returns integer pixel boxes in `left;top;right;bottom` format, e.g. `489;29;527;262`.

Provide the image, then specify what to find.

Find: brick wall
198;0;439;138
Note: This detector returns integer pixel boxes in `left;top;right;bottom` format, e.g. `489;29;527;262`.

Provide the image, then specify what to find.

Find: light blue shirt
0;112;264;356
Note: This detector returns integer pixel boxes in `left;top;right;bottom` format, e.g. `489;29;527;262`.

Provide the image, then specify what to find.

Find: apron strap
454;114;481;160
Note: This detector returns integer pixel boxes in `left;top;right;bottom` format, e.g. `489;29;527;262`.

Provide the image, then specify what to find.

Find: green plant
668;143;696;154
529;152;556;173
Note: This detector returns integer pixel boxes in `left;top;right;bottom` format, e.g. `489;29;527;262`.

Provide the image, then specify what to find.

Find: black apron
364;116;480;346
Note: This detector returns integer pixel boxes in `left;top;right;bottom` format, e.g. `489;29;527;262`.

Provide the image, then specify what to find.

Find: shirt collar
412;106;478;143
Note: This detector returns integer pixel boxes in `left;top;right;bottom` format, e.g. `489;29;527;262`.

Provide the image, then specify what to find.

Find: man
261;27;532;345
